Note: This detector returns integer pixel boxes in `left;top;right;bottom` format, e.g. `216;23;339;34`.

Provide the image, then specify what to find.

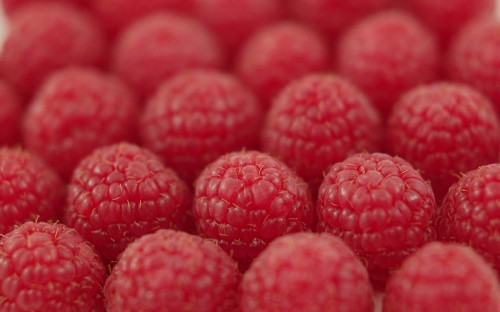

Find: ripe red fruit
240;232;374;312
22;67;140;180
65;143;191;262
0;222;105;311
2;0;89;15
193;151;314;271
317;153;437;286
0;81;22;146
386;83;500;203
235;22;329;106
261;74;382;193
111;13;224;98
337;11;440;116
0;3;106;97
104;229;241;312
383;242;500;312
140;70;264;184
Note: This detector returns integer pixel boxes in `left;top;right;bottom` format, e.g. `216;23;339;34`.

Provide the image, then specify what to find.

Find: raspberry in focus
0;81;22;146
193;151;314;271
383;242;500;312
0;222;105;311
240;232;374;312
140;70;264;185
317;153;437;285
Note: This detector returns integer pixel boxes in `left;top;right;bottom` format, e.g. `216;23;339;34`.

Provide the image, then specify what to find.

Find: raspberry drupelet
193;151;314;271
235;22;329;107
261;74;382;193
317;153;437;286
22;67;140;181
0;3;106;98
0;81;22;146
383;242;500;312
111;13;224;98
104;229;241;312
65;143;191;262
240;232;374;312
0;148;65;234
337;11;440;117
0;222;105;312
385;83;500;203
140;70;264;185
2;0;89;15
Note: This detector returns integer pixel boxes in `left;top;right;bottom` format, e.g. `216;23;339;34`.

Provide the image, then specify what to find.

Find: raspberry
337;11;440;116
0;3;106;97
317;153;437;285
235;22;329;106
0;221;105;311
437;164;500;276
0;81;22;146
193;151;314;271
447;18;500;114
111;13;224;98
65;143;191;261
140;70;264;184
386;83;500;203
104;229;240;312
22;67;140;180
240;232;374;312
383;242;500;312
261;74;382;193
2;0;88;15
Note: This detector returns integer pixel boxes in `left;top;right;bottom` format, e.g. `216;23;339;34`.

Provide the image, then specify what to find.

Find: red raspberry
447;18;500;115
193;151;314;271
261;74;382;193
140;70;264;184
235;22;329;106
111;13;224;98
0;221;105;311
337;11;440;116
240;232;374;312
438;164;500;276
386;83;500;203
22;67;140;180
0;81;22;146
2;0;88;15
104;229;240;312
317;153;437;286
65;143;191;261
0;3;106;97
383;242;500;312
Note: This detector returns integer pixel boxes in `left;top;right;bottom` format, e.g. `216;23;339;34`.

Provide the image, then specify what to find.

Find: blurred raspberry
65;143;191;262
0;81;22;146
261;74;382;193
140;70;264;185
0;222;105;311
383;242;500;312
22;67;140;180
2;0;89;15
240;232;374;312
193;151;314;271
386;83;500;203
104;229;240;312
317;153;437;286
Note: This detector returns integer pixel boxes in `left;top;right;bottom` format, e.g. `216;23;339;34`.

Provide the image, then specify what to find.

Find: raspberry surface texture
383;242;500;312
104;229;240;312
22;67;140;180
317;152;437;285
386;83;500;203
193;151;314;271
0;3;106;97
65;143;191;261
447;18;500;114
438;164;500;276
0;81;22;146
0;148;65;234
261;74;382;193
235;22;329;106
240;232;374;312
337;10;439;116
2;0;88;15
0;222;105;311
140;70;264;185
111;13;223;98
